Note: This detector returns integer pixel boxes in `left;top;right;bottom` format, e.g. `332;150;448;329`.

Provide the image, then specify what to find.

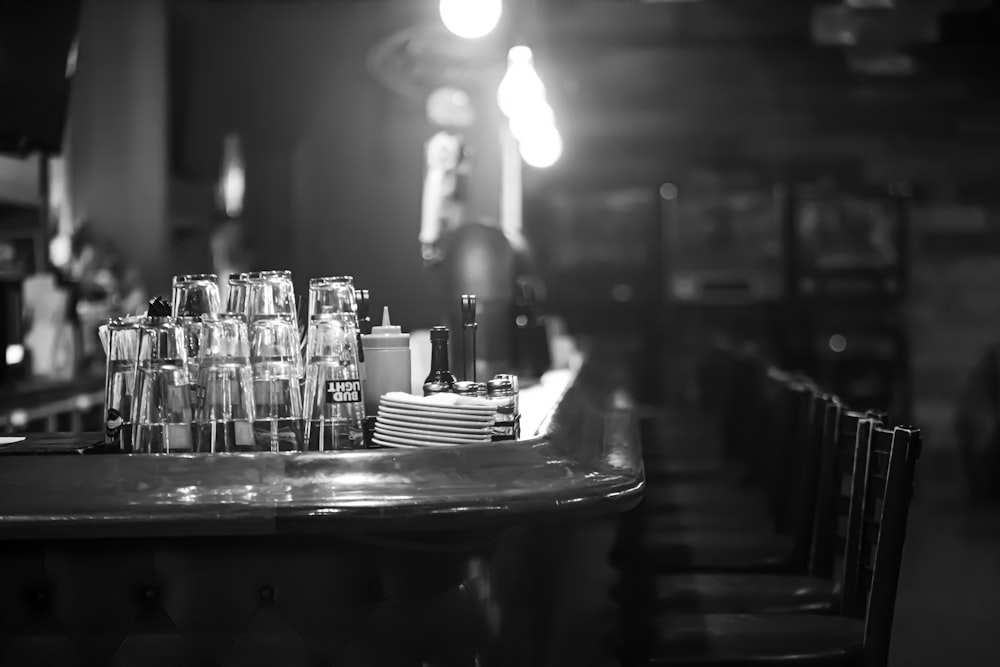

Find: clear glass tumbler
246;270;298;322
247;270;302;377
132;317;194;454
171;273;222;318
225;272;250;318
308;276;363;383
307;276;357;321
193;315;256;453
250;315;304;452
303;315;365;451
103;317;141;451
172;273;221;387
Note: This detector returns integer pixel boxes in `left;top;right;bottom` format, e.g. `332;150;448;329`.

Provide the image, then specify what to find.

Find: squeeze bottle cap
372;306;401;335
363;306;409;348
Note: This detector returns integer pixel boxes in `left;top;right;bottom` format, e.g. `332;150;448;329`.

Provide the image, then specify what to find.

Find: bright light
5;344;24;366
426;86;475;128
500;46;563;168
519;124;563;169
439;0;502;39
509;100;555;143
10;410;27;427
222;166;245;218
219;133;245;218
49;234;72;267
497;46;546;119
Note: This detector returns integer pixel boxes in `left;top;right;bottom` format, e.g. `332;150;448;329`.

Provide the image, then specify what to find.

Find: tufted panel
0;536;492;667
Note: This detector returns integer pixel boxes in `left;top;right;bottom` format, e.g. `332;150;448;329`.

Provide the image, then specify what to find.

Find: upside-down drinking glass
193;314;256;453
132;317;193;454
303;314;365;451
250;315;304;452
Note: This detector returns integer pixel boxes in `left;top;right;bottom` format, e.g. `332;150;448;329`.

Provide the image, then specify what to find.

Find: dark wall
170;1;446;329
68;0;168;291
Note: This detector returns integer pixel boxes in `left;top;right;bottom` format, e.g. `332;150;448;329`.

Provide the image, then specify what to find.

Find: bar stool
635;350;785;530
620;374;824;575
633;403;872;615
641;342;762;481
629;423;922;667
612;370;827;631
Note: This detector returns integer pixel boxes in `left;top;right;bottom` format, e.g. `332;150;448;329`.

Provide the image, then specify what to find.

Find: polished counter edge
0;365;645;540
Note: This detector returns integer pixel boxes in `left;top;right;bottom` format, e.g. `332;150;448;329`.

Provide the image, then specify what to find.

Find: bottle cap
430;326;449;342
372;306;402;335
362;306;410;349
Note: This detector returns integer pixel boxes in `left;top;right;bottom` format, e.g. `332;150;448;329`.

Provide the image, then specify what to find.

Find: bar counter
0;359;644;666
0;367;642;539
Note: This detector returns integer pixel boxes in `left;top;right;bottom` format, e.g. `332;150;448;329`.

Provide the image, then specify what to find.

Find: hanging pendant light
497;46;546;119
439;0;503;39
217;132;245;219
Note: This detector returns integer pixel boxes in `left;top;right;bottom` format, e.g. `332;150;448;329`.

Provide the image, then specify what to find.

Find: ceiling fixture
497;46;563;169
439;0;503;39
217;132;245;219
497;46;546;119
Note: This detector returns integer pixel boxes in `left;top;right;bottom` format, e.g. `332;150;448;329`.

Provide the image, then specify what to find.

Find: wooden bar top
0;362;645;540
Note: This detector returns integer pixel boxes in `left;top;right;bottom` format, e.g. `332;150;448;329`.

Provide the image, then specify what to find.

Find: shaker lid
454;381;487;396
487;377;514;394
493;373;520;393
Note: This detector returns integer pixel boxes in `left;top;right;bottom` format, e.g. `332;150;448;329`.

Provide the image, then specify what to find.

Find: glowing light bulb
218;133;245;218
49;234;72;267
222;167;245;218
509;100;555;143
440;0;502;39
5;344;24;366
497;46;546;119
519;124;563;169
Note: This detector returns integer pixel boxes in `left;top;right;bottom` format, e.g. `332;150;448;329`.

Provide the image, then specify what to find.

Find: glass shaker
487;376;519;441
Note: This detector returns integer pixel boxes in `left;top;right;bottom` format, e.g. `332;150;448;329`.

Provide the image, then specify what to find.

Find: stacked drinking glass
303;277;366;451
102;270;373;454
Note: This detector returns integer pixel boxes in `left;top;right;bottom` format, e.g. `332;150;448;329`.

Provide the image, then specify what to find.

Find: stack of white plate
373;392;497;448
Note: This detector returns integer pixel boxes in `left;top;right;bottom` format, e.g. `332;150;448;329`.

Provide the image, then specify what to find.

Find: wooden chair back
840;422;922;666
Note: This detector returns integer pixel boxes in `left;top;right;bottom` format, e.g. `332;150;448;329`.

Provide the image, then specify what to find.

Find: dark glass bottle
423;326;457;395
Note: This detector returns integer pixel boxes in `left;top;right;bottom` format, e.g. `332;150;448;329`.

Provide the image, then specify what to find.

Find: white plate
371;437;421;449
381;391;495;412
375;423;490;444
380;396;496;416
373;431;485;448
375;413;493;433
377;405;495;425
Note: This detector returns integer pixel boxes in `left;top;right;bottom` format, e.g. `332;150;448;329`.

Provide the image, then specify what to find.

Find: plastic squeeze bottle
360;307;412;415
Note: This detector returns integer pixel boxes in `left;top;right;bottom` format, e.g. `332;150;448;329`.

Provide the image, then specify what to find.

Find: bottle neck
430;339;450;373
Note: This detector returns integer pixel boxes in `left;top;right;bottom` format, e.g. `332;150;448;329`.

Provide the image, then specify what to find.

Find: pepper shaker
461;294;478;382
